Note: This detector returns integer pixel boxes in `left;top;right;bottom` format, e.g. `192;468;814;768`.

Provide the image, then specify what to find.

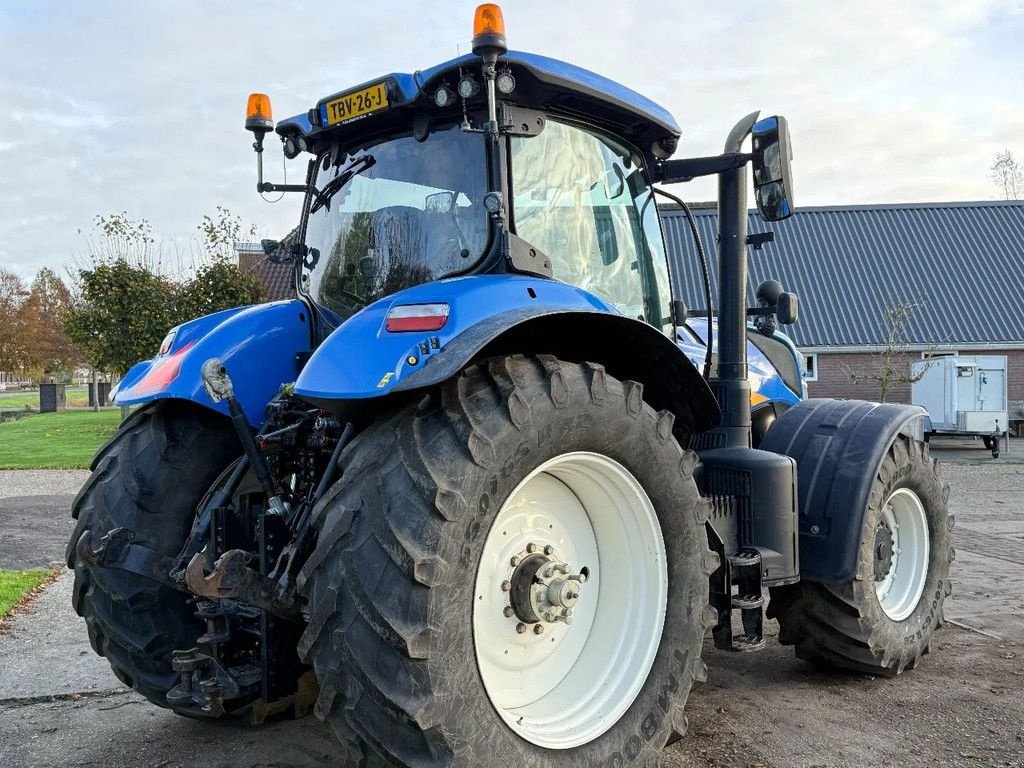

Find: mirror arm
654;152;751;184
257;182;310;194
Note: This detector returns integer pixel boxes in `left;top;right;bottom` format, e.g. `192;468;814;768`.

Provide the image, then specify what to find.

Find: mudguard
759;398;929;583
294;274;720;433
112;300;312;428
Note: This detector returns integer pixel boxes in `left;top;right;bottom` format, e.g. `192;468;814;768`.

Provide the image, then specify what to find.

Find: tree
21;268;81;377
178;259;265;320
991;150;1023;200
65;209;265;377
0;270;29;375
842;298;934;403
65;259;179;377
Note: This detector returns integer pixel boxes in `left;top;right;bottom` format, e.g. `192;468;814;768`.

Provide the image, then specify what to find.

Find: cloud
0;0;1021;280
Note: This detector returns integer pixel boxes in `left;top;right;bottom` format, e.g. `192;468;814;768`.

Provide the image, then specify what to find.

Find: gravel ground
0;448;1021;768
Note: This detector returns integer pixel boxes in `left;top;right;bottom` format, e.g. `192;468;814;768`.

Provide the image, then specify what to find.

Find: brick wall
805;349;1024;403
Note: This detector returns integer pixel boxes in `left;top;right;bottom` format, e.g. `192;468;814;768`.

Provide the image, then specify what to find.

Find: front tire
299;355;715;767
768;435;953;675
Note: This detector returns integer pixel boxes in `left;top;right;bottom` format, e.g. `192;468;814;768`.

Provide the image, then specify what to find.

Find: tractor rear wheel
298;355;715;767
67;401;240;710
768;435;953;675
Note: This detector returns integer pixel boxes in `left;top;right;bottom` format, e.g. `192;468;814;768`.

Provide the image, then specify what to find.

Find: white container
911;355;1008;435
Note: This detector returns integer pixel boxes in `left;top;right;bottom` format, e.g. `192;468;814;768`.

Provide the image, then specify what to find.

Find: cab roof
276;51;681;161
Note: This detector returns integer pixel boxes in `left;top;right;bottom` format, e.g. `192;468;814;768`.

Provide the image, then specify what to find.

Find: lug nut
526;542;537;553
510;555;520;567
543;545;554;555
516;623;527;634
503;606;514;618
533;624;545;635
501;580;511;592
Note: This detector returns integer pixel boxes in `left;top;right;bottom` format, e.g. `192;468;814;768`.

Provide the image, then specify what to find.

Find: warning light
245;93;274;134
472;4;507;56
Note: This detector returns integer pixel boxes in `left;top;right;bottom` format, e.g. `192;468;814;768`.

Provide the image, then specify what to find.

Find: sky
2;0;1022;281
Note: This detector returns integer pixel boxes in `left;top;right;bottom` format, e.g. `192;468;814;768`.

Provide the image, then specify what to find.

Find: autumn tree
21;268;81;377
842;298;934;403
991;150;1023;200
0;270;29;375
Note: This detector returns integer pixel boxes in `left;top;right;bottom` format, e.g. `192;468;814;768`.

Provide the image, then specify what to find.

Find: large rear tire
66;401;240;711
767;434;953;675
298;355;715;767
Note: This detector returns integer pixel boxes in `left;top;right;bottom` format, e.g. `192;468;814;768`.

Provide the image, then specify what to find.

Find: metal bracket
507;232;552;277
498;103;546;137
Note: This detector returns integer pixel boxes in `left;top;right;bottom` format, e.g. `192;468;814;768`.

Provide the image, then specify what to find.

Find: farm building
663;200;1024;414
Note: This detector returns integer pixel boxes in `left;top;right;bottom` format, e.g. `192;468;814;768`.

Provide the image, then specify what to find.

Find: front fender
113;300;312;428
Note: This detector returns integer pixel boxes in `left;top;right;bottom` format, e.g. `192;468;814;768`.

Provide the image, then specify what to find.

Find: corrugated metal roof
660;201;1024;348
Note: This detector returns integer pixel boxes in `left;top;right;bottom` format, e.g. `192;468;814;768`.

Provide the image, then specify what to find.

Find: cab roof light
472;4;507;56
245;92;274;134
385;303;450;333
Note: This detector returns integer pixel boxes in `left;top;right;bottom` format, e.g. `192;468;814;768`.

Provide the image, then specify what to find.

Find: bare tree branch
840;297;936;402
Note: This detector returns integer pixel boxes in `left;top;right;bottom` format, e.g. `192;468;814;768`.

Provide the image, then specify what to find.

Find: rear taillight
385;303;450;332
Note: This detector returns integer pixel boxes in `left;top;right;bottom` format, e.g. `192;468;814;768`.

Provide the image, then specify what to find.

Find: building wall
806;349;1024;404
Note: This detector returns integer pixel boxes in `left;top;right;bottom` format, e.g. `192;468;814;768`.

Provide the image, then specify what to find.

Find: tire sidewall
423;376;707;766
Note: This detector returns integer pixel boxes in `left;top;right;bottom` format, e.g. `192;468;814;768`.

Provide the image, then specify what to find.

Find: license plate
324;82;389;125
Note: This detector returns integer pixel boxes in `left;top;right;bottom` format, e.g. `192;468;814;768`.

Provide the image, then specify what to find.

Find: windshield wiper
310;154;376;214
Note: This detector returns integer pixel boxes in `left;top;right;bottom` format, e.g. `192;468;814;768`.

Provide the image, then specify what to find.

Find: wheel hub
506;547;588;626
873;519;894;581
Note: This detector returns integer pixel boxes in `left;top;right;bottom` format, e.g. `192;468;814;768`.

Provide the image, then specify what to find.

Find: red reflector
385;303;450;332
134;341;194;394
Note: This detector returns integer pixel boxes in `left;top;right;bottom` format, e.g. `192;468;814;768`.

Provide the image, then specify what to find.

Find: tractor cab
253;28;681;334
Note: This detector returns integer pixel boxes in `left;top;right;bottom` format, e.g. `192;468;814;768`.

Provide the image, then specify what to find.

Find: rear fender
113;300;312;428
293;275;720;435
759;398;929;583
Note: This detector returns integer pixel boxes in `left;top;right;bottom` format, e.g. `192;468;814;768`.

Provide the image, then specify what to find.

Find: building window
802;353;818;382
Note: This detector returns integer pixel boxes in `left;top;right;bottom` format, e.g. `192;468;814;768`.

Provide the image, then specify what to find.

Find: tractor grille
700;467;753;545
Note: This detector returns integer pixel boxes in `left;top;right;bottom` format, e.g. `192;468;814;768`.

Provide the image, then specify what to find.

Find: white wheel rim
874;488;930;621
472;451;667;749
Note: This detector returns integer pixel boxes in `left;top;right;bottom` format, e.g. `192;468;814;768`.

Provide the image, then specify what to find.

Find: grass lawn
0;410;122;469
0;569;54;620
0;387;90;409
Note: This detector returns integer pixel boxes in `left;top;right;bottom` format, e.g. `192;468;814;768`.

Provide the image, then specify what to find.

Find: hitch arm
184;550;301;620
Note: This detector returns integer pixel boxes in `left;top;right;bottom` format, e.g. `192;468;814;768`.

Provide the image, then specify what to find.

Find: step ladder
711;548;767;652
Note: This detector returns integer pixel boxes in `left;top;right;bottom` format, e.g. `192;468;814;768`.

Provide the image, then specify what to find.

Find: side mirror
777;292;798;325
261;238;280;256
425;191;455;214
751;116;794;222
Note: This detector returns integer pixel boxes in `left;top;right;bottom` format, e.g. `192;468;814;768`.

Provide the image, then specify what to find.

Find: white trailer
911;355;1008;457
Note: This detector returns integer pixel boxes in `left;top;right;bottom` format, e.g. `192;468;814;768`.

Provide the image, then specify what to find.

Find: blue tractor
68;6;952;766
